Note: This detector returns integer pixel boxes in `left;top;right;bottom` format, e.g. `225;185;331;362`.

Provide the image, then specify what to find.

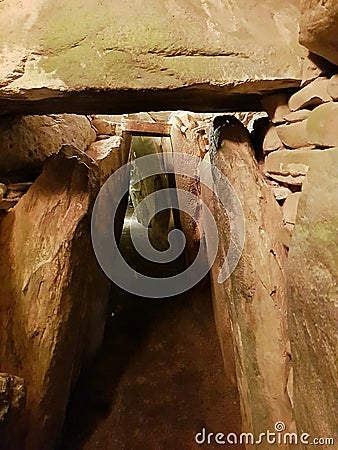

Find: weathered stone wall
0;0;303;114
204;117;292;449
258;53;338;448
0;116;131;450
286;149;337;448
257;54;338;250
0;1;336;447
299;0;338;66
173;51;337;444
169;110;264;266
0;114;96;177
129;135;171;249
170;111;210;264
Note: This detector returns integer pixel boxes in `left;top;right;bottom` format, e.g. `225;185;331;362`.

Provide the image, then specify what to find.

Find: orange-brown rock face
0;1;303;115
299;0;338;66
0;114;96;177
170;112;210;265
0;154;106;450
0;118;130;450
286;148;338;445
205;116;292;447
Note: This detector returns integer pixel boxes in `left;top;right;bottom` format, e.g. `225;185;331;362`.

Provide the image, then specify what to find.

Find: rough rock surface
276;120;308;148
300;52;337;87
0;373;25;450
280;223;295;249
0;114;95;177
0;154;104;450
288;77;331;111
286;147;338;445
200;152;237;387
261;94;291;124
264;148;325;185
327;74;338;100
87;135;126;183
272;185;292;201
301;53;325;86
262;124;284;153
170;111;210;264
206;116;292;447
283;109;310;122
0;373;25;421
283;192;301;225
0;0;303;114
299;0;338;66
0;183;6;199
129;135;171;249
91;119;116;136
0;132;130;450
306;102;338;147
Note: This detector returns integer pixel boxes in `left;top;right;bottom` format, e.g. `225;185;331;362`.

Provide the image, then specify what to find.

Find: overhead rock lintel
0;0;303;114
0;81;300;115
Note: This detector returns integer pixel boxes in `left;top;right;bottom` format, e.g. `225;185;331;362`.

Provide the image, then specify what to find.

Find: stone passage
60;214;244;450
0;1;337;448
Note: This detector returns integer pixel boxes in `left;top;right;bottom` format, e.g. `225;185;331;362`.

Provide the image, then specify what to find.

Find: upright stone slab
286;148;338;446
170;112;209;264
0;137;130;450
0;153;104;450
129;135;171;250
200;152;237;386
207;116;292;448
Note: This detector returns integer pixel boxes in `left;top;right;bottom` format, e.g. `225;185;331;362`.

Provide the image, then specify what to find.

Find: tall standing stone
170;112;209;264
0;134;130;449
206;116;292;448
286;148;338;447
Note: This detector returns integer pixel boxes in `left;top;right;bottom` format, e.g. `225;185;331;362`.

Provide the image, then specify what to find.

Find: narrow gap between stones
59;121;245;450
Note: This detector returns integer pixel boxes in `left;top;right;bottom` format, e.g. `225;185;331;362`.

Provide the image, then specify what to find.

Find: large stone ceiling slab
0;0;304;113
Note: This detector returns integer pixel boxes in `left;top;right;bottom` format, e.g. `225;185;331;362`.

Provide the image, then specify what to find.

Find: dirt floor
60;213;244;450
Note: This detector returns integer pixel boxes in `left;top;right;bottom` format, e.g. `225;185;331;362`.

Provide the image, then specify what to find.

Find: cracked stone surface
286;147;338;444
0;140;130;450
264;148;330;185
299;0;338;66
205;116;292;447
0;372;25;450
0;0;303;114
0;114;96;177
0;372;25;421
306;102;338;147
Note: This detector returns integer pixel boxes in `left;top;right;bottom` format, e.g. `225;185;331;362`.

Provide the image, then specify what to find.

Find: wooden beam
121;120;171;137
